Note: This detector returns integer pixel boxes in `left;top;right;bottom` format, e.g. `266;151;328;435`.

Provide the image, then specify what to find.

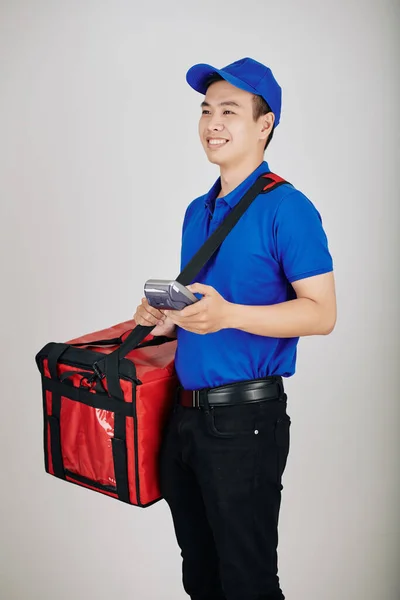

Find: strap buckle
92;361;105;380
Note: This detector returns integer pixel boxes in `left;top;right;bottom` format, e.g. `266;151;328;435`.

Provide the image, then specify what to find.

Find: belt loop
201;389;211;413
276;377;285;400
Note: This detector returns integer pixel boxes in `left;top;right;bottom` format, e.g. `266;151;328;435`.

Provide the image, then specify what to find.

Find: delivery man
133;57;336;600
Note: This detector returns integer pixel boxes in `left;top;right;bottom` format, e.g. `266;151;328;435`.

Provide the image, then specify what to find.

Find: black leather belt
178;376;286;409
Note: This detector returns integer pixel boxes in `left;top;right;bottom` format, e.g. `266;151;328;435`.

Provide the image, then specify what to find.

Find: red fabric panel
127;338;177;384
135;375;178;504
60;396;116;488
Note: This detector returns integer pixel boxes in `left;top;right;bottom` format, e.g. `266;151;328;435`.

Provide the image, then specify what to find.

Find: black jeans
158;387;291;600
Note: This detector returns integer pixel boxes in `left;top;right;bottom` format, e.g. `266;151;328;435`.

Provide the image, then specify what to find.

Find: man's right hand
133;297;177;338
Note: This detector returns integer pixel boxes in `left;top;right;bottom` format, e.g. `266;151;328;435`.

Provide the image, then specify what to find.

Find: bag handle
67;336;124;347
96;172;288;399
66;332;175;350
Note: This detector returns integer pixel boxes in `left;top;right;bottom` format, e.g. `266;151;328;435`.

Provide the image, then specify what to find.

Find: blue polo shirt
174;160;333;390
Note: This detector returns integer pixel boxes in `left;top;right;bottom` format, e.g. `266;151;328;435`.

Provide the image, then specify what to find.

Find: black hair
204;73;275;151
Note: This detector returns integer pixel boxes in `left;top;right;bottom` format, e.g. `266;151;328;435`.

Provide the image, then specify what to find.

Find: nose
206;115;224;133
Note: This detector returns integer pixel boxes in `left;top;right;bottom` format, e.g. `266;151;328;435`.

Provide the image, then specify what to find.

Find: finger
165;310;193;323
137;317;160;327
136;309;164;326
141;298;165;320
163;301;204;319
166;312;191;327
165;312;179;325
167;314;204;330
187;283;213;296
178;302;205;318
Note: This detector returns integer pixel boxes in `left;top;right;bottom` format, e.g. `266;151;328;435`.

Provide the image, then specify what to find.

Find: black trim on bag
64;470;118;493
133;380;141;505
42;385;49;474
63;472;163;507
48;392;66;480
112;429;130;503
36;337;175;387
42;375;135;416
35;343;142;385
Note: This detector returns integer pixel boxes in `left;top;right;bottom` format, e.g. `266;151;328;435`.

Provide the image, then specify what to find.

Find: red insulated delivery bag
34;172;289;507
35;321;178;507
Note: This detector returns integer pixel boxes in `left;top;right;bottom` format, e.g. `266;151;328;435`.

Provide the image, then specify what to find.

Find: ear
259;112;274;142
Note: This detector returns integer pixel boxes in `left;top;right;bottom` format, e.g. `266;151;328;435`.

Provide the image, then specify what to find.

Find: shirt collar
204;160;271;213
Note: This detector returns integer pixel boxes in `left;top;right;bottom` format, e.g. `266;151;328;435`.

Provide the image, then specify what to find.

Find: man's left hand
161;283;231;334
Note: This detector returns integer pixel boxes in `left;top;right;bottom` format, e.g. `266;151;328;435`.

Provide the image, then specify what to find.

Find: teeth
208;139;228;145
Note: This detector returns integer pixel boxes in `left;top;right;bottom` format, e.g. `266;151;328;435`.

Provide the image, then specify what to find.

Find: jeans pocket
205;402;261;439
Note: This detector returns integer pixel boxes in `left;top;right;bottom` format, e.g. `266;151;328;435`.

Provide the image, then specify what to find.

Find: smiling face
198;78;274;169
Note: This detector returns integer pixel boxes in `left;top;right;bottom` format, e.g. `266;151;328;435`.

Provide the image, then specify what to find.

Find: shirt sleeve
273;190;334;283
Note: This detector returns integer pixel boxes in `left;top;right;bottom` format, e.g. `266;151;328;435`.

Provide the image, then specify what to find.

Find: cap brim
186;63;258;96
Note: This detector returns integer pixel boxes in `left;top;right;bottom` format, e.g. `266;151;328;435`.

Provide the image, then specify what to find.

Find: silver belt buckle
192;390;200;408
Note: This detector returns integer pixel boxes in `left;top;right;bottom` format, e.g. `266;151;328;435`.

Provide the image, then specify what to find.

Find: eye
201;109;235;115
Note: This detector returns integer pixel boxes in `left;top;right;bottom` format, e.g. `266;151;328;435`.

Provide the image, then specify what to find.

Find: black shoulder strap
176;172;288;285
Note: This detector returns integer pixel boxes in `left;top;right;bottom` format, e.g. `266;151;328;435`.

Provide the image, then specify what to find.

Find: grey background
1;1;399;598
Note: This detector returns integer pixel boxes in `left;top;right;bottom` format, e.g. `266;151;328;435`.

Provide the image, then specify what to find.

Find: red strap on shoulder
261;172;287;192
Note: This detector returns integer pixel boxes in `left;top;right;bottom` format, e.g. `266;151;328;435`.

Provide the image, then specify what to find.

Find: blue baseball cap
186;57;282;127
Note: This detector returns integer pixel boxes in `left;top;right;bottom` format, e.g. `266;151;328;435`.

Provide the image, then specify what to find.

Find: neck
218;155;265;197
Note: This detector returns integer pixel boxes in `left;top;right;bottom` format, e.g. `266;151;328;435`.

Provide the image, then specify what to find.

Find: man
133;57;336;600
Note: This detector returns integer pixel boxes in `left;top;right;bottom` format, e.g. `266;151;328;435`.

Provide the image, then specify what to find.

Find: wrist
224;301;240;330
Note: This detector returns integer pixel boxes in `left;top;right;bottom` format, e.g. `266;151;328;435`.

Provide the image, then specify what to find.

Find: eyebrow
200;100;242;108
